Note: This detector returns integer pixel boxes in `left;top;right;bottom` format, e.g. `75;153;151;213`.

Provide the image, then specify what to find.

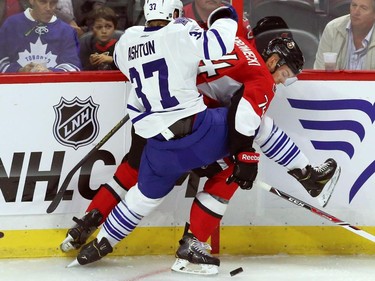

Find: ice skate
60;209;103;252
171;233;220;275
288;158;341;207
68;237;113;267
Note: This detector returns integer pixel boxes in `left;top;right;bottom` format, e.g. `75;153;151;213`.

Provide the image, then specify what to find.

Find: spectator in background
183;0;254;44
56;0;85;37
79;6;120;70
0;0;29;26
0;0;81;73
75;0;107;33
314;0;375;70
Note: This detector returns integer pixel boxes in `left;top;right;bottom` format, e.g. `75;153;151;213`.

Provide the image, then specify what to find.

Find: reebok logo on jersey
238;152;260;163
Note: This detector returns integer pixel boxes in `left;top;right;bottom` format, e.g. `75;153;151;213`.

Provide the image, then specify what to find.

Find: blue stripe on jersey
128;104;199;125
210;29;226;57
203;29;227;60
127;104;142;113
203;31;209;60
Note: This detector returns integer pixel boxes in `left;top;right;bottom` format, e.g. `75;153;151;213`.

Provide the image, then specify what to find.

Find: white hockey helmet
144;0;183;23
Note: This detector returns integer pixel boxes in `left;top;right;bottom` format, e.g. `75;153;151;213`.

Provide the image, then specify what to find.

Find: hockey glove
227;150;260;190
207;5;238;28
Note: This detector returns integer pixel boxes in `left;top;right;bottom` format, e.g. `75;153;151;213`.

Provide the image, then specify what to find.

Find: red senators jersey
197;36;276;152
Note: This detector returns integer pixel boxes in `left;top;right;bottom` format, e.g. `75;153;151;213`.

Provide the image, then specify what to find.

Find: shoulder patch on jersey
174;17;191;25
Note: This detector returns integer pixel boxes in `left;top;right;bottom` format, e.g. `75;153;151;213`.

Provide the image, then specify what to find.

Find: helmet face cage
262;37;304;75
144;0;183;23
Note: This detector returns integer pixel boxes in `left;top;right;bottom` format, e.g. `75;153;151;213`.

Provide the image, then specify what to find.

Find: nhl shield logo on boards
53;97;99;150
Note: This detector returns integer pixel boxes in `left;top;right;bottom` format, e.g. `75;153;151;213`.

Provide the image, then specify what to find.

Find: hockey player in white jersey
67;0;240;267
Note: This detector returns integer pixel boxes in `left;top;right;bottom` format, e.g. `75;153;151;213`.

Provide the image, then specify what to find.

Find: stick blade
46;190;65;213
46;201;59;214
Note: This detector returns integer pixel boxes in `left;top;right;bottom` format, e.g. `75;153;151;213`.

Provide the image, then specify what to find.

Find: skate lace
313;162;330;173
191;239;212;256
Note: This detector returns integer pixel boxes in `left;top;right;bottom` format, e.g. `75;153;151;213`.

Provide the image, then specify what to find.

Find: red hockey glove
226;150;260;190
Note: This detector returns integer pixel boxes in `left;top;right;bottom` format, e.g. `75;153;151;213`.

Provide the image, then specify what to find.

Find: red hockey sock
189;199;221;242
86;184;120;224
113;161;138;190
86;161;139;224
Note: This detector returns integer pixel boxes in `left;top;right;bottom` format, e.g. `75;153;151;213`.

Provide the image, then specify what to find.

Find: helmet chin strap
283;77;298;87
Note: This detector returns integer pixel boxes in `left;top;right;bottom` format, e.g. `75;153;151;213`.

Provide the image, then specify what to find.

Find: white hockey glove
207;5;238;27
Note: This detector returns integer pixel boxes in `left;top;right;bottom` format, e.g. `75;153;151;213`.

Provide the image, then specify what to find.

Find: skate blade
317;165;341;208
171;258;219;275
66;259;80;268
60;234;76;252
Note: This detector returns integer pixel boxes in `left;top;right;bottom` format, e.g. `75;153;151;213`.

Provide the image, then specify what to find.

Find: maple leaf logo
17;37;57;67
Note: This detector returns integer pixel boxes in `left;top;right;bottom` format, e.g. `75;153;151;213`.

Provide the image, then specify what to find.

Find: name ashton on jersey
128;40;155;61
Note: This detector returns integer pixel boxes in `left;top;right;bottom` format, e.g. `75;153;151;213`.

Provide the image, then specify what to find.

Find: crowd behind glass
1;0;373;72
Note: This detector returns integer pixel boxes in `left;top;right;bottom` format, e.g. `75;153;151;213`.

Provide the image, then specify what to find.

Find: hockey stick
46;114;130;214
256;181;375;243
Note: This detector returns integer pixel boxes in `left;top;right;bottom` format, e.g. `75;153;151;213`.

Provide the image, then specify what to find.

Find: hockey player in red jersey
61;34;340;274
170;36;340;274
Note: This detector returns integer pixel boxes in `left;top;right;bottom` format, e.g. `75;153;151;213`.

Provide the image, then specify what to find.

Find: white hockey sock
259;124;309;170
97;199;143;247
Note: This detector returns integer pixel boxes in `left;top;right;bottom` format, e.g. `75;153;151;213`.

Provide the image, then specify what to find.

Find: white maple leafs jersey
114;17;237;138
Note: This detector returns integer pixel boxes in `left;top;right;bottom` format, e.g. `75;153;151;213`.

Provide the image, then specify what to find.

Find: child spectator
75;0;107;33
79;6;120;70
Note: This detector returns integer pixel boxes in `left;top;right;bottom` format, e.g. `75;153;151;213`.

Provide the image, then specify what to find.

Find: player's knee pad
125;184;164;217
195;191;228;218
106;178;127;199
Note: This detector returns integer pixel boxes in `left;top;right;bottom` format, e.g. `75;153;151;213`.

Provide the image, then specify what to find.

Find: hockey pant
85;127;145;224
188;115;309;242
88;116;309;240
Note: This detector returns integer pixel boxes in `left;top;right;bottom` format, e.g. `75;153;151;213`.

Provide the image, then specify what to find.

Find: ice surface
1;255;375;281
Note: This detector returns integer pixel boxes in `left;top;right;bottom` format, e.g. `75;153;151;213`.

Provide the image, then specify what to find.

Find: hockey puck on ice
230;267;243;276
0;232;4;238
